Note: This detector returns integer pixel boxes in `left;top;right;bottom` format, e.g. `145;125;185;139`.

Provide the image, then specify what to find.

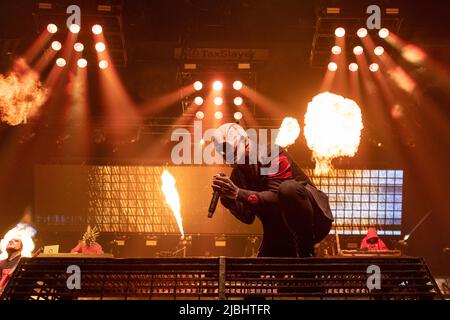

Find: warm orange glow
51;41;62;51
95;42;106;52
193;81;203;91
161;170;184;238
304;92;363;175
195;111;205;119
77;58;87;68
335;27;345;37
378;28;389;39
353;46;363;55
357;28;368;38
56;58;66;67
275;117;301;148
213;96;223;106
214;111;223;119
331;45;341;55
47;23;57;34
401;44;426;64
328;62;338;71
92;24;103;35
233;80;243;90
194;96;204;106
98;60;109;69
212;80;223;91
69;24;81;34
233;111;243;120
233;97;243;106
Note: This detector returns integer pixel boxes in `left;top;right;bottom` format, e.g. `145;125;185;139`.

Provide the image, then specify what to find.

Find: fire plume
161;170;184;238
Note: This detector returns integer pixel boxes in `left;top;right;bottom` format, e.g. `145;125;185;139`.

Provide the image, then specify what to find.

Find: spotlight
95;42;106;52
357;28;368;38
47;24;57;34
195;111;205;120
77;58;87;68
98;60;109;69
331;45;341;55
213;97;223;106
379;28;389;38
374;46;384;56
348;63;359;72
194;97;204;106
233;97;243;106
69;24;80;34
55;58;66;67
233;112;243;121
74;42;84;52
193;81;203;91
212;81;223;91
328;62;338;72
369;63;379;72
353;46;363;55
214;111;223;120
233;81;243;90
200;138;205;145
92;24;103;35
51;41;62;51
334;27;345;37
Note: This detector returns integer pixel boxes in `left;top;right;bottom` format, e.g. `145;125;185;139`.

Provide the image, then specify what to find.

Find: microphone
208;173;225;218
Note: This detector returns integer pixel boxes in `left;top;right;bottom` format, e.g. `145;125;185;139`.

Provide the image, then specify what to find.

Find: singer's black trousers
258;180;332;258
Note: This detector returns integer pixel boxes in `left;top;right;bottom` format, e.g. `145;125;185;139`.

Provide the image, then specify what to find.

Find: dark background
0;1;449;274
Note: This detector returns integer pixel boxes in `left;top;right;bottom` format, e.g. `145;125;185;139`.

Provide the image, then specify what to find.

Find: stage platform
1;256;443;300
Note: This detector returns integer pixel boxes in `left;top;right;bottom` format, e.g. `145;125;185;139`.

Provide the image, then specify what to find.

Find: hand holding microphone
209;173;239;218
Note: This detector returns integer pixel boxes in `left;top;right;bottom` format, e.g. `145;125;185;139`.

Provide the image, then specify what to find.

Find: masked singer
211;123;333;258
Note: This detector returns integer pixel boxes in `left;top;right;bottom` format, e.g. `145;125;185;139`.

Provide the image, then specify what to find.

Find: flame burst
161;170;184;238
0;59;48;126
0;223;36;260
275;117;301;148
304;92;363;175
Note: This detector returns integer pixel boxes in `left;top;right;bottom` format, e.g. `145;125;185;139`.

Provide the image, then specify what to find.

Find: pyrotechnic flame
275;117;301;148
0;59;48;126
304;92;363;175
161;170;184;238
0;223;36;260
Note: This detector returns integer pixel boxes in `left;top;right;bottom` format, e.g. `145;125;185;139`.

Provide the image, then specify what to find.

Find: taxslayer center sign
174;48;269;61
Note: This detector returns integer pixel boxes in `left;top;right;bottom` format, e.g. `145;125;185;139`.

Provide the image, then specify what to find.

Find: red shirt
70;242;104;254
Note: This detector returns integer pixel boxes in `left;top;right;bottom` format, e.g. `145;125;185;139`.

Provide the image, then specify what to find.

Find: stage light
374;46;384;56
69;24;80;34
331;45;341;55
233;97;243;106
353;46;363;55
99;60;109;69
214;97;223;106
369;63;379;72
77;58;87;68
233;112;243;121
233;80;243;90
334;27;345;37
47;24;57;34
95;42;106;52
348;63;358;72
194;96;203;106
212;81;223;91
51;41;62;51
379;28;389;38
214;111;223;120
328;62;338;72
74;42;84;52
92;24;103;35
357;28;368;38
193;81;203;91
55;58;66;67
195;111;205;120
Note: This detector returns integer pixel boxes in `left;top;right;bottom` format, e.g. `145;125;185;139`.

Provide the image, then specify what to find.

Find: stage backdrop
34;165;403;236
